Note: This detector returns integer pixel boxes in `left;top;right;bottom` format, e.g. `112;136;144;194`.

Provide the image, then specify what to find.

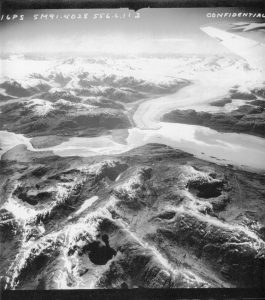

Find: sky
0;8;263;56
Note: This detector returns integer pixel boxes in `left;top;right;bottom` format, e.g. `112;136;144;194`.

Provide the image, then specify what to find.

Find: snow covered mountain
0;54;265;290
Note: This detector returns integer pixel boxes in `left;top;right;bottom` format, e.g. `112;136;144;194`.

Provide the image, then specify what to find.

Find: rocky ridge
0;143;264;289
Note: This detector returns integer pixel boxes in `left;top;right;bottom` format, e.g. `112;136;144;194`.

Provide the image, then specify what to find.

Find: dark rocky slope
0;143;264;289
163;87;265;138
0;75;188;145
162;105;265;138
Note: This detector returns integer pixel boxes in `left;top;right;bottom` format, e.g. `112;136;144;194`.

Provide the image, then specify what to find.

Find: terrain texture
163;86;265;138
0;144;264;289
0;55;265;290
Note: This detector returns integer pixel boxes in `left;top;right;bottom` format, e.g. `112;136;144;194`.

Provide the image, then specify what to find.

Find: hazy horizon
0;8;241;56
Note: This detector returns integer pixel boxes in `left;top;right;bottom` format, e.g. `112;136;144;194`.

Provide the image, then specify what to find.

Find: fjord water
1;65;265;172
30;75;265;172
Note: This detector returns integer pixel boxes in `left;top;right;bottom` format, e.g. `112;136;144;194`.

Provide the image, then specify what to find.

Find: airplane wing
201;25;265;72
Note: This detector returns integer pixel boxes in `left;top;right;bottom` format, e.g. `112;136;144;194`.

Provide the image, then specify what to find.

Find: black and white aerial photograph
0;3;265;297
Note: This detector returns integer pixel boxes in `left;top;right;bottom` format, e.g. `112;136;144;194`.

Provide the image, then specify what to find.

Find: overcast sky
0;8;260;56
